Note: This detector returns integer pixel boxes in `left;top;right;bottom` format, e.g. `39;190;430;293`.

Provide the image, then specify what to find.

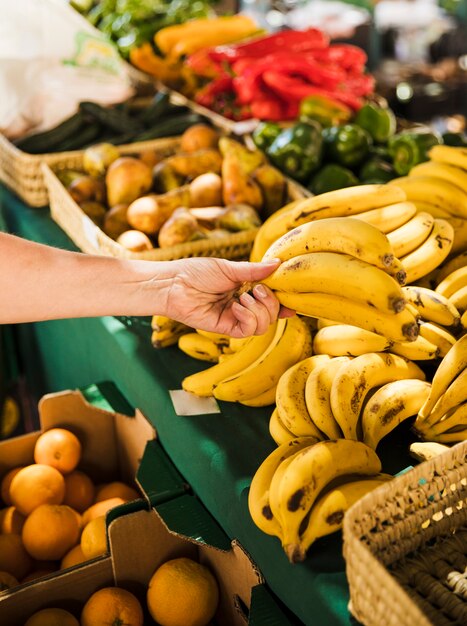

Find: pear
216;204;261;232
103;204;130;240
105;157;153;207
117;230;154;252
158;208;206;248
83;143;120;178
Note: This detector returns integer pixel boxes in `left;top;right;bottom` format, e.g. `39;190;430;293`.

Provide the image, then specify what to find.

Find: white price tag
169;390;220;416
82;216;99;251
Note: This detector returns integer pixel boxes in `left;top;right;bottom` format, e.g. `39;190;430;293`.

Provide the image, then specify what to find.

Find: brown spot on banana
287;488;307;512
326;510;345;526
262;505;273;520
380;400;404;425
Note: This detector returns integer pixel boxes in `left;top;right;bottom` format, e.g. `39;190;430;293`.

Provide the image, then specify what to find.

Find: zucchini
14;113;87;154
79;101;144;134
52;122;103;152
138;92;172;127
130;112;205;142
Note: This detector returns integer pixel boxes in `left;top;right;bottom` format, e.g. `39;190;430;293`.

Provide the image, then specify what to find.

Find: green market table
0;186;415;626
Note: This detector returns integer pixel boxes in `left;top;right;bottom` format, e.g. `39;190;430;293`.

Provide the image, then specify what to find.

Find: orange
0;506;25;534
61;543;86;569
80;516;107;559
81;497;125;527
0;570;18;591
0;534;32;579
147;557;219;626
94;481;139;503
34;428;82;474
63;470;95;513
22;504;80;560
81;587;144;626
1;466;24;505
9;464;65;516
24;608;80;626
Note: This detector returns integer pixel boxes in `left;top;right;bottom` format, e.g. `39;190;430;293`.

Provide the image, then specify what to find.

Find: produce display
0;428;140;587
54;127;291;252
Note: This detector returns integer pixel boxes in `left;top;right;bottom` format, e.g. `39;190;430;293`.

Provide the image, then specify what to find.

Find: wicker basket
343;441;467;626
43;139;306;262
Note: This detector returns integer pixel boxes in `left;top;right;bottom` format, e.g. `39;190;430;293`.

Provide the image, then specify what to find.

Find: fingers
223;258;281;284
231;284;282;337
251;284;280;326
279;306;296;318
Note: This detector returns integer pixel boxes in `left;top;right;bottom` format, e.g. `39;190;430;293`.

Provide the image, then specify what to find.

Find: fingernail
240;292;255;304
254;284;267;298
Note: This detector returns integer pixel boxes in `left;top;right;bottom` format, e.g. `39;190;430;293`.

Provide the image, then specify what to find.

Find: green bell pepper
266;121;323;183
354;102;396;144
442;132;467;147
322;124;372;169
252;122;283;152
309;164;359;195
299;94;352;128
359;157;396;183
388;131;441;176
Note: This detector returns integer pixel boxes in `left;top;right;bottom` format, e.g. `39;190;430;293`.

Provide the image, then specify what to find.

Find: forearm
0;233;173;323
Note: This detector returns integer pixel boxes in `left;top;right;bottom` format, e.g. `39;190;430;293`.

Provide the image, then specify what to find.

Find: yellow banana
418;334;467;419
436;251;467;283
448;285;467;313
249;200;300;262
330;352;425;439
151;315;189;333
401;285;461;327
445;216;467;256
178;333;222;363
409;441;450;462
262;216;397;272
213;317;308;402
409;161;467;192
248;437;318;538
428;145;467;171
416;420;467;443
462;310;467;329
296;477;390;558
400;218;454;284
388;175;467;218
275;292;419;343
240;386;277;407
182;321;278;397
264;252;406;314
387;212;434;258
436;265;467;298
413;201;452;219
362;379;432;449
353;201;417;233
272;440;381;562
286;184;407;229
420;367;467;427
229;336;250;352
316;318;340;329
305;357;351;439
428;403;467;436
391;335;440;360
312;324;391;357
269;408;296;445
418;321;457;357
276;355;331;439
196;329;230;348
151;325;190;349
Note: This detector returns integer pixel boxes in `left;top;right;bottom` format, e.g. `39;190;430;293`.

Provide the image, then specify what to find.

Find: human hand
164;257;295;338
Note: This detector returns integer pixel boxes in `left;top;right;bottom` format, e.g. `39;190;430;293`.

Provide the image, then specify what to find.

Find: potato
103;204;130;240
117;230;154;252
180;124;220;153
189;173;223;208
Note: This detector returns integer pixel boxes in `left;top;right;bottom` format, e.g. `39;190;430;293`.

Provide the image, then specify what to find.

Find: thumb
225;259;281;283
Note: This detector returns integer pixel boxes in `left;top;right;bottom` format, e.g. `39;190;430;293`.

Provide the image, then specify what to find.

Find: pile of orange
0;427;140;588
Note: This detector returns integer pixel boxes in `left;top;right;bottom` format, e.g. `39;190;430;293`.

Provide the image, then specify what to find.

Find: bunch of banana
437;251;467;283
401;285;461;328
178;330;230;363
151;315;191;348
258;217;421;343
182;316;312;405
436;266;467;316
414;334;467;442
250;184;407;262
248;438;383;562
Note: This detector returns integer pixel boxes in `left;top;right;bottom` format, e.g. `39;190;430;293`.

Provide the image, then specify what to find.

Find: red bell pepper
309;45;367;72
194;75;234;107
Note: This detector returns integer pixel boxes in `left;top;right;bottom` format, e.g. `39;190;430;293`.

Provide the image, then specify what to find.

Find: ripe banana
409;441;449;462
418;334;467;419
182;321;278;397
387;212;434;258
305;357;350;439
286;184;407;229
229;336;250;352
419;367;467;427
436;251;467;283
401;285;461;327
445;217;467;256
271;439;382;562
240;386;277;407
196;329;230;348
316;318;340;329
152;315;188;333
178;333;222;363
262;216;397;272
436;266;467;298
428;145;467;172
248;437;318;538
296;477;390;558
269;408;296;445
330;352;425;440
448;285;467;313
151;326;190;349
462;310;467;329
413;201;452;219
400;218;454;284
275;292;419;343
213;316;308;402
362;379;432;449
353;201;417;233
428;403;467;436
264;252;406;314
419;427;467;443
388;175;467;218
391;335;440;360
249;200;300;262
418;321;457;357
276;355;331;439
409;161;467;193
313;324;391;357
